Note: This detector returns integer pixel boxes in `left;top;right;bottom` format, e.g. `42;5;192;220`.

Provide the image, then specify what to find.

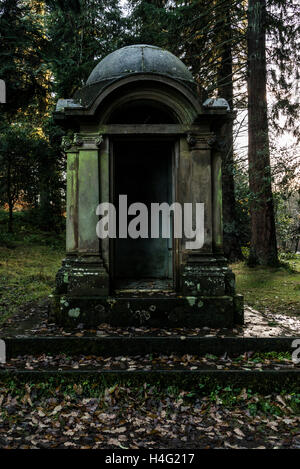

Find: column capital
73;132;103;150
61;133;103;153
186;132;216;150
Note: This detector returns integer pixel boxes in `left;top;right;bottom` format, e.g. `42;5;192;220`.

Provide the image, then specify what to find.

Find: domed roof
86;44;194;86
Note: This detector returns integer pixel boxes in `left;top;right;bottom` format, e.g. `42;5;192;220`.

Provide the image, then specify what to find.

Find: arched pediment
63;74;201;125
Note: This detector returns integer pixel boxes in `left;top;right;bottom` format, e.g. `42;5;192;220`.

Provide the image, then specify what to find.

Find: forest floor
0;382;299;449
0;211;65;326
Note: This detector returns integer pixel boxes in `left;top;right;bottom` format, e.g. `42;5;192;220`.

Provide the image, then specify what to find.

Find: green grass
0;211;65;324
231;257;300;316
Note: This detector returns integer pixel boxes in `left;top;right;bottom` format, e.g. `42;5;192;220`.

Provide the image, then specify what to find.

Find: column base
51;255;244;328
55;255;109;297
182;255;236;297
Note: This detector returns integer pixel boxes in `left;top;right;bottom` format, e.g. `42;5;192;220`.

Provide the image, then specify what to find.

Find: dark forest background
0;0;299;266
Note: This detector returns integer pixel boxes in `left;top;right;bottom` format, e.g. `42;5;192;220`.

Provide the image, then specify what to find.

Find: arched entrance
53;44;244;328
106;99;179;291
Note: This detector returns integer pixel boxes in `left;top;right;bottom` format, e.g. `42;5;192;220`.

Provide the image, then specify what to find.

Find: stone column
211;136;225;254
63;137;79;254
56;133;109;297
75;133;102;254
185;132;215;255
99;136;110;270
181;132;228;299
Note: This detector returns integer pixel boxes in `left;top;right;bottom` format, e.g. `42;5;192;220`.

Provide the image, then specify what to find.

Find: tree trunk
247;0;278;265
217;3;243;262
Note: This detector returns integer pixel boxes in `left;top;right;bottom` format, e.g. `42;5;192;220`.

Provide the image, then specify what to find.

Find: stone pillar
185;132;215;255
99;136;110;270
63;137;79;254
56;133;109;298
181;132;233;303
76;133;102;254
211;136;225;254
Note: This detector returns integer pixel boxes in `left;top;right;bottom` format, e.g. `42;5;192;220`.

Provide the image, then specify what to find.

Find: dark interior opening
113;140;173;291
108;101;176;124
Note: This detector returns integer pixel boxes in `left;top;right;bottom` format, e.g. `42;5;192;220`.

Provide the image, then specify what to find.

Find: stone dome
86;44;194;86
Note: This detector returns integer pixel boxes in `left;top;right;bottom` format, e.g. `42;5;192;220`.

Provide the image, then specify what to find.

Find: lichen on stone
186;296;196;307
68;307;80;318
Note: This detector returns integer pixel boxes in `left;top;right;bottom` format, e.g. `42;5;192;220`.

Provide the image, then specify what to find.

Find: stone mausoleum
52;44;243;328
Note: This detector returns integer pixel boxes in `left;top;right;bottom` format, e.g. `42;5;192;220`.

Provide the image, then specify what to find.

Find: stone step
2;336;299;358
0;368;298;393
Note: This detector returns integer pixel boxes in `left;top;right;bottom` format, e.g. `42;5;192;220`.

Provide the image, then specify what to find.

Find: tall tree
0;0;66;232
0;124;40;232
215;0;243;261
247;0;278;265
45;0;126;97
0;0;48;122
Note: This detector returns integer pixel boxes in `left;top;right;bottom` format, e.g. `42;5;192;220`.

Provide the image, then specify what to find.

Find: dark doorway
113;140;173;290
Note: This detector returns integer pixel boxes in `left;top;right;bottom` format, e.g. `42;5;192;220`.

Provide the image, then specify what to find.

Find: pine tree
0;0;48;121
45;0;126;97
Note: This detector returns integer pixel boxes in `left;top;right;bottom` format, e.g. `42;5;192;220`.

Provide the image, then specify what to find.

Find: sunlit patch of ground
232;257;300;318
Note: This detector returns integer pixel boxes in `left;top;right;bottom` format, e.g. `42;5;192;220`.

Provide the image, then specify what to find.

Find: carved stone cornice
186;133;216;150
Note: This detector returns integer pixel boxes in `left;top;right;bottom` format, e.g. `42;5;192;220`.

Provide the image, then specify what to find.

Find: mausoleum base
50;293;243;329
